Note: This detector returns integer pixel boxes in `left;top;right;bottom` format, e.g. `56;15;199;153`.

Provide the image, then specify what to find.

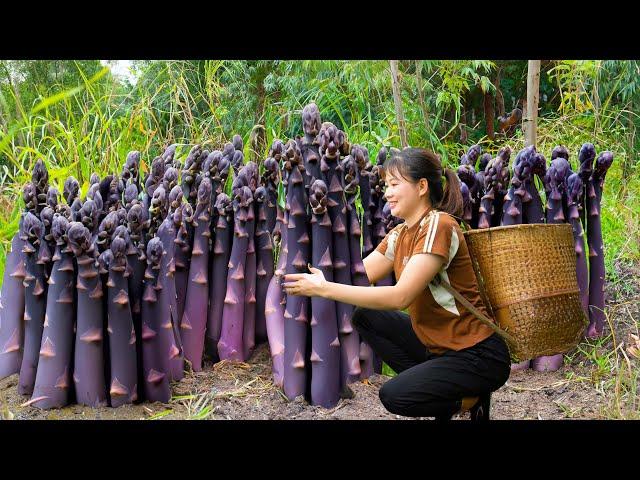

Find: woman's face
383;168;428;220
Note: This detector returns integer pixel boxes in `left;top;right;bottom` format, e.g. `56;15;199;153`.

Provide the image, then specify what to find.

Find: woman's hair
383;147;463;218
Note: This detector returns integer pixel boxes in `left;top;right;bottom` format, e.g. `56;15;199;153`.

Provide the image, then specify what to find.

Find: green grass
1;64;639;421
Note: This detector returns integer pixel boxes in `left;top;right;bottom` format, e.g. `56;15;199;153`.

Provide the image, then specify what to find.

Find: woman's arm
283;252;446;311
362;250;394;285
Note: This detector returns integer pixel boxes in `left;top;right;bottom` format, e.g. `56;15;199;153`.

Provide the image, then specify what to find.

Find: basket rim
462;223;573;236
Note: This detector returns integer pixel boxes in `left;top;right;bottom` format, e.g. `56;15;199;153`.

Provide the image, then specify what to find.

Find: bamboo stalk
389;60;408;148
524;60;541;148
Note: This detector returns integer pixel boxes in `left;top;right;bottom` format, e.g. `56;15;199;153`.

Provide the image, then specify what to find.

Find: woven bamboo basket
463;223;588;362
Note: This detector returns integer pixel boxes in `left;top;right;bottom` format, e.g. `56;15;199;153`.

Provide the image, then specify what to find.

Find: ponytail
436;168;463;218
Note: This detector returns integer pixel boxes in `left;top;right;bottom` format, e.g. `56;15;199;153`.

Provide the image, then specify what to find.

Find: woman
283;147;511;421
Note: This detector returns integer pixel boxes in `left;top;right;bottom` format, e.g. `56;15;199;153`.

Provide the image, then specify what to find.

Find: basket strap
439;280;517;345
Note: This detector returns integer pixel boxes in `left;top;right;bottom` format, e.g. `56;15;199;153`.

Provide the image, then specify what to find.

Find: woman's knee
378;379;407;416
351;306;374;332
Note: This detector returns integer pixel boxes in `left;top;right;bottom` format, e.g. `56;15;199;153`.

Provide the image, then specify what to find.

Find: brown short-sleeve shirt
375;208;494;354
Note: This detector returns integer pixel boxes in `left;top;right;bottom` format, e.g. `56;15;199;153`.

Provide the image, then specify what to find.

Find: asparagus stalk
577;144;596;230
308;179;341;407
299;103;322;187
478;147;510;228
342;155;374;380
218;186;253;361
530;156;572;372
18;213;50;395
105;234;138;407
158;187;187;381
566;173;589;318
180;177;213;371
140;237;172;402
69;222;107;407
265;209;287;388
319;122;361;389
206;193;233;361
586;151;614;338
254;186;274;346
352;145;375;257
30;215;75;409
282;140;311;399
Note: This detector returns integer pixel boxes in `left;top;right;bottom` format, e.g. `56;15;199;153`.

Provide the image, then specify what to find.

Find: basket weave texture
464;223;588;362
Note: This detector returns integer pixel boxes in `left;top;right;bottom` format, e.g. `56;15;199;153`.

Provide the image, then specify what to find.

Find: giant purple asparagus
18;213;50;395
218;186;253;361
30;215;75;409
586;151;614;338
180;177;213;371
308;179;341;407
206;193;233;361
69;222;107;407
282;140;310;399
254;186;274;346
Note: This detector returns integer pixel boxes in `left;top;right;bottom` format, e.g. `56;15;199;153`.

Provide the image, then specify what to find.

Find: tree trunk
524;60;541;148
495;67;506;118
390;60;408;148
484;91;495;141
624;107;635;184
414;60;430;133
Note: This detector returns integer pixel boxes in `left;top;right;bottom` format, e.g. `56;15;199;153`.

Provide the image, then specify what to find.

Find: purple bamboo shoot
31;215;74;409
522;151;546;224
283;140;310;399
586;151;613;338
461;182;472;225
501;147;535;370
140;237;172;402
239;164;260;361
343;155;372;380
143;156;167;213
206;194;233;360
319;124;361;388
69;222;107;407
308;179;341;407
502;147;533;226
299;103;322;187
577;143;596;229
158;187;186;381
180;177;213;371
531;156;572;372
254;187;274;346
242;209;257;361
478;147;510;228
174;202;193;332
32;159;49;214
266;210;287;387
162;143;180;169
63;176;80;207
121;151;141;192
0;233;26;379
265;275;286;388
566;173;589;318
218;186;253;361
18;213;49;395
105;235;138;406
352;145;375;257
470;154;491;229
262;155;280;235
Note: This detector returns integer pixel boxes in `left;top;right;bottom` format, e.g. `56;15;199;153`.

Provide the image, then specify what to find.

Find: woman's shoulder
416;209;458;233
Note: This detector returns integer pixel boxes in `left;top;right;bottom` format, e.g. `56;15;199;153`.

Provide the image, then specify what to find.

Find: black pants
352;307;511;418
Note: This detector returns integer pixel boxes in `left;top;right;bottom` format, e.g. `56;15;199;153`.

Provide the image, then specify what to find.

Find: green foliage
0;60;639;293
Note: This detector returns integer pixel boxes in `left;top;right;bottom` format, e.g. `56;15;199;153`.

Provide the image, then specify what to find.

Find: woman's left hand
282;264;327;297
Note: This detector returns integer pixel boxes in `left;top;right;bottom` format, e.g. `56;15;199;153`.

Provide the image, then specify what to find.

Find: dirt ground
1;261;638;421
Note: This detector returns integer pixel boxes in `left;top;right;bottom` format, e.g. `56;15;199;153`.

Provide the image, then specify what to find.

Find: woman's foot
469;392;491;421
